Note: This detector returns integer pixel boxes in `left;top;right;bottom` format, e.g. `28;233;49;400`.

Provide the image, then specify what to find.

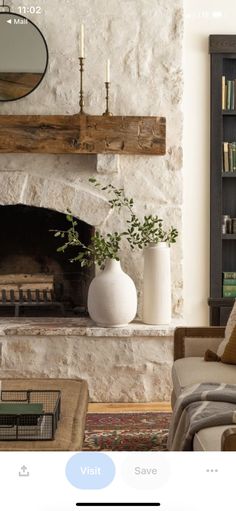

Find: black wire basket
0;389;61;441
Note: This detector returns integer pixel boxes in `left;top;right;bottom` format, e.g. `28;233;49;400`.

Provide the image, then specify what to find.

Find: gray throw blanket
168;383;236;451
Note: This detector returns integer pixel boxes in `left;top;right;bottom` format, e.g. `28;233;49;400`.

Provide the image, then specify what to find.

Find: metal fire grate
0;289;65;317
0;389;61;441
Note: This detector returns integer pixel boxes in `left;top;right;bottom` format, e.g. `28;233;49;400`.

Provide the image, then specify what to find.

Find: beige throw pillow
221;324;236;364
217;299;236;357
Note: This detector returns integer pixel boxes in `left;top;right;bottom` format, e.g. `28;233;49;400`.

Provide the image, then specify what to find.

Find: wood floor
88;402;171;413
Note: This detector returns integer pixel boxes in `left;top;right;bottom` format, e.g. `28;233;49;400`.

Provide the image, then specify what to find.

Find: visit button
65;453;116;489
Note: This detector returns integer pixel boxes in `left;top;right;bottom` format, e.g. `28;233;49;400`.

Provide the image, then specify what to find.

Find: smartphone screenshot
0;0;235;509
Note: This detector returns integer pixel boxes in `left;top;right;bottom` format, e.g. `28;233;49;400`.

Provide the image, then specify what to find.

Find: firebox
0;205;94;316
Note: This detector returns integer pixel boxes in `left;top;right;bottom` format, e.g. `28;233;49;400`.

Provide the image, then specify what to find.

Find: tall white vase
143;242;171;325
87;259;137;327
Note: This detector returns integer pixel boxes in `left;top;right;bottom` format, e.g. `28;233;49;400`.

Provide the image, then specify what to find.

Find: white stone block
96;154;120;175
0;172;27;205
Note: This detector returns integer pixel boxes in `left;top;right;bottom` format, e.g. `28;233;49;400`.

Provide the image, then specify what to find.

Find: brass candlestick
79;57;86;114
103;81;113;116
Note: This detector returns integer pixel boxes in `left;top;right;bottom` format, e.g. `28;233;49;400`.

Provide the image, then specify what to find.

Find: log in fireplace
0;204;94;316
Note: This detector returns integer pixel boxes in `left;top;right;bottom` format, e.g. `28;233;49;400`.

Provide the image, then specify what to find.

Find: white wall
184;0;236;325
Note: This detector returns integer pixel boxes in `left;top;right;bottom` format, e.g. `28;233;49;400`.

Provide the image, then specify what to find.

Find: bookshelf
209;35;236;326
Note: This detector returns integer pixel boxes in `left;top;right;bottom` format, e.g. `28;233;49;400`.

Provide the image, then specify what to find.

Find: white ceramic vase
87;259;137;327
143;242;171;325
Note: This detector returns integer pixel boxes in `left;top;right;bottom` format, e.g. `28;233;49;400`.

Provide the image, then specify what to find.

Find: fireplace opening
0;205;95;317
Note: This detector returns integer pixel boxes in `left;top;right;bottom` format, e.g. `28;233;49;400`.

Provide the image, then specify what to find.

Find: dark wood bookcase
209;35;236;325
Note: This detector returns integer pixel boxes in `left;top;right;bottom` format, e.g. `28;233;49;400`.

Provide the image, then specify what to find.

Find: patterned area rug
83;412;172;451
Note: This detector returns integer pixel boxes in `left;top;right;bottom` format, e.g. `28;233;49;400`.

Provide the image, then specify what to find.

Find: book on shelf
222;76;236;111
227;80;232;110
229;143;233;171
222;76;226;109
222;142;236;172
223;272;236;279
223;287;236;297
223;142;229;172
233;142;236;171
231;80;235;109
223;278;236;285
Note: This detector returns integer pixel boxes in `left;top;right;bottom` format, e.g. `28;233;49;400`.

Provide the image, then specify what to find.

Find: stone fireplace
0;0;183;401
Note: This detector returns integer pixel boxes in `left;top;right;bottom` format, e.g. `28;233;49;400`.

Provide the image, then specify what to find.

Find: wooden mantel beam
0;114;166;155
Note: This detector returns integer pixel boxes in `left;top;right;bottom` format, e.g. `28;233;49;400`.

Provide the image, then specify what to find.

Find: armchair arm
221;428;236;451
174;326;225;361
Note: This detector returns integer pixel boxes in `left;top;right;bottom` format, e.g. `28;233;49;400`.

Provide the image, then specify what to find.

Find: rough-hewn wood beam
0;114;166;155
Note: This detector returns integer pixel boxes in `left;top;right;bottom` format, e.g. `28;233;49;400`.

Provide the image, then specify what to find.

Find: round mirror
0;12;48;101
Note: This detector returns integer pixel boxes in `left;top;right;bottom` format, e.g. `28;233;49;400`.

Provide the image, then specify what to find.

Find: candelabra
103;81;113;116
79;57;86;114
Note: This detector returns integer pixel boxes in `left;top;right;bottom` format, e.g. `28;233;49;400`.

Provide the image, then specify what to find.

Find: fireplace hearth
0;205;94;316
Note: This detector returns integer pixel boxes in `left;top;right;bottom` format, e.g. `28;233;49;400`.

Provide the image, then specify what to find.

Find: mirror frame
0;11;49;102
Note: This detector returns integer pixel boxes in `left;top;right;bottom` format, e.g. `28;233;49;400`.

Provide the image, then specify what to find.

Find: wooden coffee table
0;378;89;451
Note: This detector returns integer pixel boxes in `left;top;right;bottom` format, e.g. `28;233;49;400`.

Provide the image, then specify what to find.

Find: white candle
106;59;110;82
80;24;84;58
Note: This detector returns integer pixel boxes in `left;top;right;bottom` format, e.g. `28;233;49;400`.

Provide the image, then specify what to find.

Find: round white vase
143;242;171;325
87;259;137;327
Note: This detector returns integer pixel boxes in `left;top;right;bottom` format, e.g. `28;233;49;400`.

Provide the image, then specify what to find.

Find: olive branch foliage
52;178;178;268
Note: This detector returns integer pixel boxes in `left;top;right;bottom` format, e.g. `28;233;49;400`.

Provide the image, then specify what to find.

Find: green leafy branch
89;178;178;246
51;214;121;268
124;214;178;247
89;177;134;215
52;180;178;268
